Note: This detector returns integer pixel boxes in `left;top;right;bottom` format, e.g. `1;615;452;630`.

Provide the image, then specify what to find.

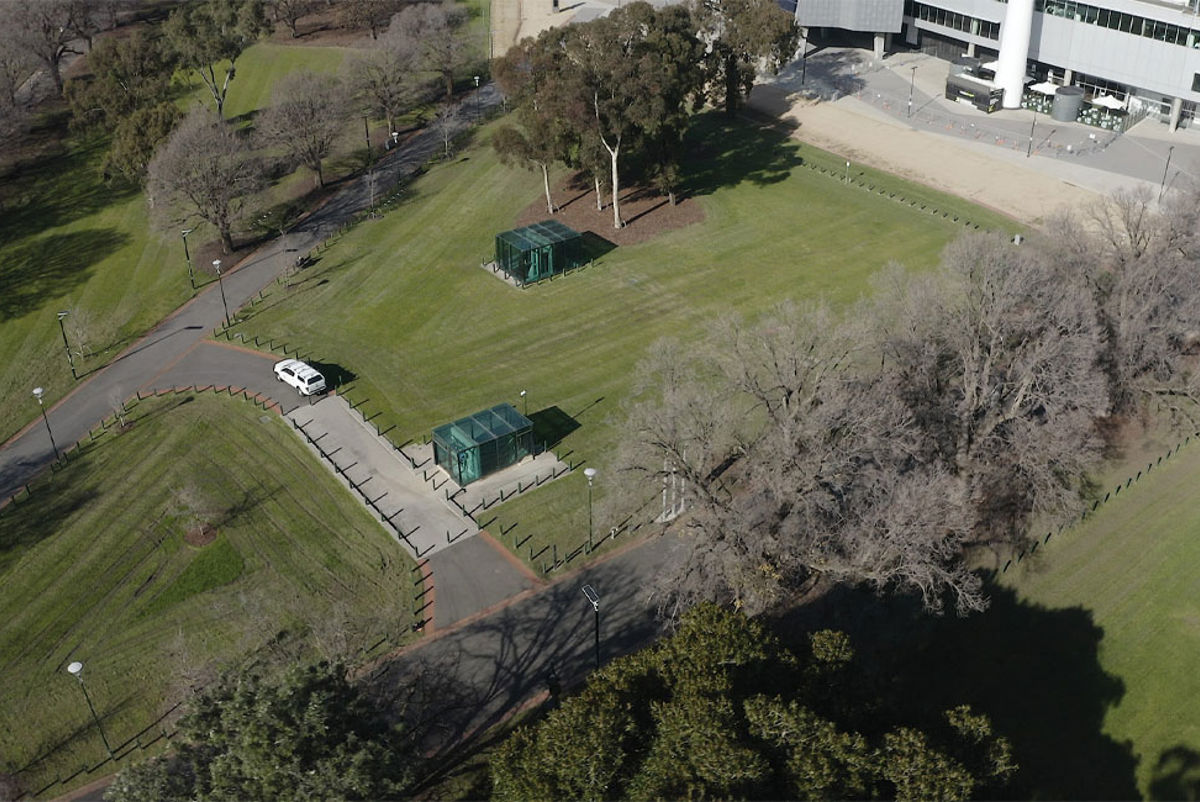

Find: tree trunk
540;162;554;215
724;52;739;116
315;161;325;188
608;141;623;229
595;176;603;210
668;189;676;207
444;72;454;101
46;58;64;95
220;229;234;254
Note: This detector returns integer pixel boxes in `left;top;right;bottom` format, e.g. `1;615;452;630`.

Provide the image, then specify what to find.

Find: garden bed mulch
515;174;705;247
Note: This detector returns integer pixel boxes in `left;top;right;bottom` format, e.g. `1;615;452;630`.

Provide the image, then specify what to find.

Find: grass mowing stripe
0;394;417;796
1002;435;1200;797
229;112;1012;574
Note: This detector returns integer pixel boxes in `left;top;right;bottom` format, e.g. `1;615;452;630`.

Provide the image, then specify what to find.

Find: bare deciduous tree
1;0;90;95
147;109;265;253
256;70;347;188
0;28;35;108
431;103;456;158
337;0;404;40
616;304;988;619
347;32;437;137
270;0;316;38
388;2;470;101
870;233;1107;548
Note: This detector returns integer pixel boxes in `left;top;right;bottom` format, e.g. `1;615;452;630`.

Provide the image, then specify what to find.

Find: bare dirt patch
515;174;705;247
184;524;217;548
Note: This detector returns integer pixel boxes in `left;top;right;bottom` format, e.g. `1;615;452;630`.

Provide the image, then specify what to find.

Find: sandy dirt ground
491;0;581;54
745;86;1102;225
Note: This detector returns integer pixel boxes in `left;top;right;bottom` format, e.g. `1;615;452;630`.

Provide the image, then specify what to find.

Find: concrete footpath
282;395;542;629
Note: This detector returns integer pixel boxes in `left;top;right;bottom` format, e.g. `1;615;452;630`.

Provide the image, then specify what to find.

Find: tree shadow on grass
0;137;139;246
773;582;1140;800
1150;745;1200;800
0;485;97;576
0;228;131;322
679;112;806;199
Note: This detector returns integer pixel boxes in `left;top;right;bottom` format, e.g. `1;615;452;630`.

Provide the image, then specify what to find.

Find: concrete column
967;41;977;57
1170;96;1183;130
874;32;885;61
1063;68;1074;85
996;0;1034;109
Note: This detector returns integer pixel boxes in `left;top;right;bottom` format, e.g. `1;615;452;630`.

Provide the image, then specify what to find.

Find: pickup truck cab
273;359;327;396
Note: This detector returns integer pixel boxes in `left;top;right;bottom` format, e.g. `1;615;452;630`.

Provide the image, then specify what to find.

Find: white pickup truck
273;359;327;396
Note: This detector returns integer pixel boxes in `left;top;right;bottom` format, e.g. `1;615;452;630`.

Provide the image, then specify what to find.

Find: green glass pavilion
494;220;586;286
432;404;535;486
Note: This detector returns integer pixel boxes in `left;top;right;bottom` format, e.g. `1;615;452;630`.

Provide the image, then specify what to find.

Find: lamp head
583;467;597;483
67;661;83;676
519;390;526;397
474;75;480;86
33;387;44;403
58;310;69;320
181;228;194;237
212;259;221;273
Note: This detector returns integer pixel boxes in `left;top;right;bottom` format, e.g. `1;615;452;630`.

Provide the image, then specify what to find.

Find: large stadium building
790;0;1200;129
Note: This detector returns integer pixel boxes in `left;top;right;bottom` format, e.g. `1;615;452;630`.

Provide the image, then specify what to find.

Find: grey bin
1052;86;1085;122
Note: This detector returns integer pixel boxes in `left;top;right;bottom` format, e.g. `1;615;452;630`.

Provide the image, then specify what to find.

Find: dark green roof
496;220;581;252
432;403;533;451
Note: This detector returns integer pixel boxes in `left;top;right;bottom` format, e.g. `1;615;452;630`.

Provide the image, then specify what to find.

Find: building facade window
1033;0;1198;49
906;0;1000;38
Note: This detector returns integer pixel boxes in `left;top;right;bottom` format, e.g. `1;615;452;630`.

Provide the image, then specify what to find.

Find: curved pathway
0;85;544;632
3;84;677;798
0;83;500;502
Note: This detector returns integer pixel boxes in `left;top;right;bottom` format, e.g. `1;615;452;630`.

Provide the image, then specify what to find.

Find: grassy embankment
0;393;418;798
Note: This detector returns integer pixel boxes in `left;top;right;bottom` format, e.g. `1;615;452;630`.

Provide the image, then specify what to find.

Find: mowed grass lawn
227;113;1015;571
0;41;359;447
0;393;416;798
1000;434;1200;798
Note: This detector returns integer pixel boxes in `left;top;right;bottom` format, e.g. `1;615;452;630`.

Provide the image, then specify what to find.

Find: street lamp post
844;160;850;183
181;228;196;290
212;260;230;327
1027;108;1037;158
32;387;60;461
520;389;527;417
1160;145;1175;202
56;311;77;380
583;467;597;552
581;584;601;670
67;662;114;759
363;114;371;166
473;75;481;120
908;64;917;118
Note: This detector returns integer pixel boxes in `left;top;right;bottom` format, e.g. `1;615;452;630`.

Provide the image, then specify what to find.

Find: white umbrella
1028;81;1058;95
1090;94;1125;110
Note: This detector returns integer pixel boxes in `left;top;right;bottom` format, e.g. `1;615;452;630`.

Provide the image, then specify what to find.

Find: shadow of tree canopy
1150;745;1200;801
0;228;131;322
0;484;97;576
773;582;1140;800
679;112;806;199
0;137;139;247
